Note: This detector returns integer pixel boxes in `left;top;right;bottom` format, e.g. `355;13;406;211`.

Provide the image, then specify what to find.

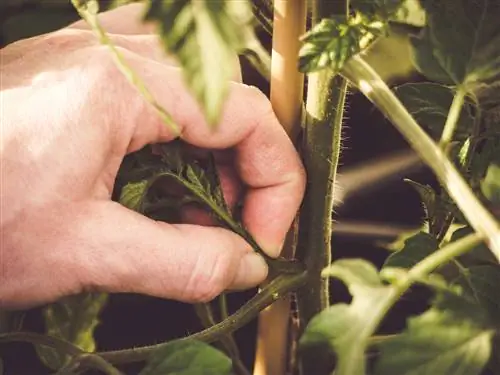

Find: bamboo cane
252;1;307;375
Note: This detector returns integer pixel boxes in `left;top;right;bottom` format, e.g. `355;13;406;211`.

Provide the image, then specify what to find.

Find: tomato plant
1;0;500;374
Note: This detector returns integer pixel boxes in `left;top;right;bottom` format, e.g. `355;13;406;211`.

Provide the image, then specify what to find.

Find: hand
0;4;305;309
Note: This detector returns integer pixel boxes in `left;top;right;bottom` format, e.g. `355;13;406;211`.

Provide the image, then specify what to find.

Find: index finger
108;52;306;257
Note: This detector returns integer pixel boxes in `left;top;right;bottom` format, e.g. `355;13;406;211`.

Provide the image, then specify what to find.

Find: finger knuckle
182;242;236;303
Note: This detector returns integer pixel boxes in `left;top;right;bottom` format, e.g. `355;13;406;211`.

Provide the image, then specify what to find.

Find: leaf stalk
341;55;500;260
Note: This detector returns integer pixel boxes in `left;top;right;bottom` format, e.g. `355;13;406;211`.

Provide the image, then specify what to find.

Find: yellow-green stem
440;87;467;149
342;55;500;259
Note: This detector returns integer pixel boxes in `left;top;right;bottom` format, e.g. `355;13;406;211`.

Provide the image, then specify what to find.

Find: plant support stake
253;1;306;375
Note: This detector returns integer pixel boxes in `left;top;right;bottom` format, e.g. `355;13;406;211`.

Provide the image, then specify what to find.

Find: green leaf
157;145;231;221
411;30;454;85
390;0;426;27
119;179;149;212
139;339;232;375
481;163;500;204
144;0;253;127
411;0;500;88
36;293;107;370
300;259;396;375
404;179;466;235
451;226;497;266
454;264;500;323
375;291;494;375
299;16;384;73
352;0;405;20
394;83;476;140
383;231;439;269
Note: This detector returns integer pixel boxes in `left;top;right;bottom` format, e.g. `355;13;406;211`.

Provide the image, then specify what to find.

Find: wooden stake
253;1;306;375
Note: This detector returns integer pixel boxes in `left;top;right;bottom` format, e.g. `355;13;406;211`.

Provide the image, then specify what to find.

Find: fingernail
232;253;269;290
261;238;285;259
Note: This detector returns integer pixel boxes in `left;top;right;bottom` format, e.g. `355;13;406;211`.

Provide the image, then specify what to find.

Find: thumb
73;201;269;302
0;200;268;308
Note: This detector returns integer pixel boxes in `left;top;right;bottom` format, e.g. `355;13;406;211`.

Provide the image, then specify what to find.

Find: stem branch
341;56;500;259
97;272;307;364
440;87;467;149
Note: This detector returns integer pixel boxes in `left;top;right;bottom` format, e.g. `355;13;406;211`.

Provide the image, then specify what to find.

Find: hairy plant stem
97;273;307;364
440;86;467;149
341;55;500;259
71;0;180;135
295;1;348;374
297;73;346;323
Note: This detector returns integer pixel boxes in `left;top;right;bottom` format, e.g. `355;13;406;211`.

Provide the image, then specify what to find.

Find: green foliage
451;226;498;266
351;0;404;20
300;259;397;375
139;340;232;375
298;0;412;73
454;265;500;323
411;0;500;90
375;291;494;375
36;293;107;370
394;83;476;140
298;16;384;73
119;179;149;212
383;231;438;269
144;0;254;127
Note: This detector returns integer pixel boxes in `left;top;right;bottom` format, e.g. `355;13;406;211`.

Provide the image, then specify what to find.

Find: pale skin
0;4;306;309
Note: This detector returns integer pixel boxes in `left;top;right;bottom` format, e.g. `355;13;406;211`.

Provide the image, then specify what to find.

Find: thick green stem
297;73;347;324
297;0;348;336
341;55;500;259
296;0;348;373
440;87;467;149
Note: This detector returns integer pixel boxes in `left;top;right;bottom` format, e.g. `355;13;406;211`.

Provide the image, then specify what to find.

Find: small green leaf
394;83;476;140
299;16;385;73
119;179;149;212
391;0;426;27
481;163;500;204
144;0;253;127
36;293;107;370
375;291;494;375
352;0;405;20
300;259;396;375
139;340;232;375
411;0;500;88
383;231;439;269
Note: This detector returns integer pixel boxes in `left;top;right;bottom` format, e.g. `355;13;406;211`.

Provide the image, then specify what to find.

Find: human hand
0;4;305;309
